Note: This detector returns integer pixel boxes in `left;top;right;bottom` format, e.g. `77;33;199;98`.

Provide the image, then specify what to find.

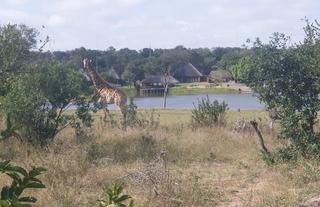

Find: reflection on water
107;93;264;110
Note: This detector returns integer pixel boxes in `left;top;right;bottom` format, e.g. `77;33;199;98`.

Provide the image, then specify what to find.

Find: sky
0;0;319;51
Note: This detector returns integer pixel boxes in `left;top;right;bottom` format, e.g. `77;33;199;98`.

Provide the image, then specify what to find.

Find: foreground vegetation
1;109;320;206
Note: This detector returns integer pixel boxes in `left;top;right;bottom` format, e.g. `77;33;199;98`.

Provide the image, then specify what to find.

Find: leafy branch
0;160;46;207
98;183;134;207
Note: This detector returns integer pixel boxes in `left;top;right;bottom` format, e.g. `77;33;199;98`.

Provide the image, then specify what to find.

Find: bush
1;62;95;145
191;96;228;128
125;98;141;127
125;98;160;129
103;98;160;130
0;160;46;207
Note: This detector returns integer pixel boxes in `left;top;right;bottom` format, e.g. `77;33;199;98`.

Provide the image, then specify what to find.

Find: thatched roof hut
142;75;179;87
173;63;204;82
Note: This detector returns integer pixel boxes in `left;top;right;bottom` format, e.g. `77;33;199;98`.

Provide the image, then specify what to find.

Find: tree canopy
44;46;246;83
2;62;94;145
0;24;37;95
246;22;320;158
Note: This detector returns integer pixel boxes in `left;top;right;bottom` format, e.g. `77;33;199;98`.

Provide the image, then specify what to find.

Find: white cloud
111;18;145;29
3;0;30;6
1;0;319;50
48;15;66;27
0;9;26;19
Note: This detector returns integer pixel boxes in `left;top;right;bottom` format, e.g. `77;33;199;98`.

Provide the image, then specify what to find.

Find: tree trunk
163;84;168;109
250;120;270;155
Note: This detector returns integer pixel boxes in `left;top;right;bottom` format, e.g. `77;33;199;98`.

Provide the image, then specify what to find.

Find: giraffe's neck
88;69;112;90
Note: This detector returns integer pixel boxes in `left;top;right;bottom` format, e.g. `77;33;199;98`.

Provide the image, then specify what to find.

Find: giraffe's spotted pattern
83;58;127;117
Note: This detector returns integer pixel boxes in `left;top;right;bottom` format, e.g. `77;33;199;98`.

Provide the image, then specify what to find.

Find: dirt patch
219;81;253;93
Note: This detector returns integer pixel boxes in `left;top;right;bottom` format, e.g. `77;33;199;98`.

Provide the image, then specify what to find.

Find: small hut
142;75;179;87
140;75;179;96
173;63;204;83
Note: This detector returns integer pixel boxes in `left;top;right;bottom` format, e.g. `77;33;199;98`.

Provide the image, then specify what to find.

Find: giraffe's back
99;87;126;106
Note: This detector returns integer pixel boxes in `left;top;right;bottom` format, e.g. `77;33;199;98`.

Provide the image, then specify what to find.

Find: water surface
108;93;264;110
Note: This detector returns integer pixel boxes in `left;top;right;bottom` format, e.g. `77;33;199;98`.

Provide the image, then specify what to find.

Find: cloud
1;0;319;50
48;15;67;27
3;0;30;6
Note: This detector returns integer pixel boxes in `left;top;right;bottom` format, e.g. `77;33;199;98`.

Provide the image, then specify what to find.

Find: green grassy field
168;86;238;95
90;109;269;126
120;85;238;97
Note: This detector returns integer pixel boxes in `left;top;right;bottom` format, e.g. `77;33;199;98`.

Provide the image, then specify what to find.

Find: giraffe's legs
120;105;127;130
103;107;110;123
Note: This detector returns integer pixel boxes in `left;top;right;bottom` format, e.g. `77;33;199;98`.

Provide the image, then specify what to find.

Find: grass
168;86;237;95
90;109;269;126
120;87;137;97
0;109;319;206
120;83;239;97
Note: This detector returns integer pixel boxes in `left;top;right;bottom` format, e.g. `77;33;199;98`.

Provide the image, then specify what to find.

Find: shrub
0;160;46;207
103;98;159;130
191;96;228;128
125;98;141;127
2;62;95;145
125;98;160;129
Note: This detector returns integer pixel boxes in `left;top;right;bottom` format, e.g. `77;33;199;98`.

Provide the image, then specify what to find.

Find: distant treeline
33;46;248;82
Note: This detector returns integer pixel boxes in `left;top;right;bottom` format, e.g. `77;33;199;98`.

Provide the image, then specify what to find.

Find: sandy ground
184;81;253;93
218;81;253;93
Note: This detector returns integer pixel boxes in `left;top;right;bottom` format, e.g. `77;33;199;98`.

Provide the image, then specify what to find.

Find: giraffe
82;58;127;122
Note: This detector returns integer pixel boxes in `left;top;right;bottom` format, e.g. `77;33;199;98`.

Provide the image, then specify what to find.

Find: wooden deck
140;88;166;96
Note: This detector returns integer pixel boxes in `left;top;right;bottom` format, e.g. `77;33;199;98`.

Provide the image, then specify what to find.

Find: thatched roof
107;67;120;79
142;75;179;85
174;63;203;77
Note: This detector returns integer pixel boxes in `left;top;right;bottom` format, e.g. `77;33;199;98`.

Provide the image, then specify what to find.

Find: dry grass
0;110;320;206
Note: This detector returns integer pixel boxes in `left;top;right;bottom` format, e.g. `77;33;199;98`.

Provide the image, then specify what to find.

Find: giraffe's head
82;58;93;72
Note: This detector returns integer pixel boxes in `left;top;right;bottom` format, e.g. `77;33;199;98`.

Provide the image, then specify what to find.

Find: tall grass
0;110;319;206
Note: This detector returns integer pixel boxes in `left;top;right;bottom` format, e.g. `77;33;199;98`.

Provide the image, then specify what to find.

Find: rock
298;197;320;207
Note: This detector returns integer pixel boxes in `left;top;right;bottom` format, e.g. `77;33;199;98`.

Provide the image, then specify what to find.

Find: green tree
99;72;117;83
1;62;94;145
247;22;320;157
217;49;244;71
122;60;145;83
229;56;250;82
0;24;37;95
209;70;233;83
